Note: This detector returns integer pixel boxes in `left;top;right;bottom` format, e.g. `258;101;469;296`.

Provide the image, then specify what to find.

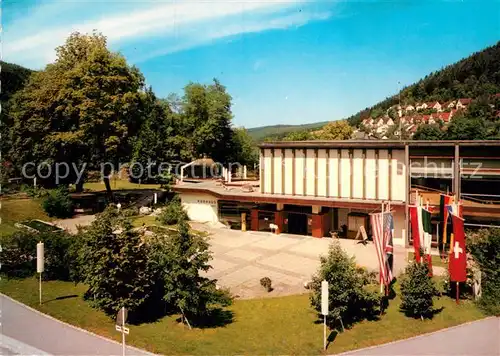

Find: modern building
173;140;500;248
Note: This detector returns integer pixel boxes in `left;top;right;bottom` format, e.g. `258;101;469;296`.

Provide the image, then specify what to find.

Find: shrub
156;195;188;225
260;277;272;292
310;241;381;329
42;187;74;218
468;228;500;315
0;230;75;280
400;260;437;319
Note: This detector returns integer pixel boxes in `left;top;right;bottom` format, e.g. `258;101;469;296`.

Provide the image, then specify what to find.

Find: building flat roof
173;180;405;210
259;140;500;149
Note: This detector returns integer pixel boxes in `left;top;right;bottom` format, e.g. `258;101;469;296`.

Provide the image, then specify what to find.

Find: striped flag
409;205;433;275
370;212;394;287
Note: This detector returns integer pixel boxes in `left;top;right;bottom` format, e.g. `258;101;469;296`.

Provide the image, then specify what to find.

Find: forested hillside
347;41;500;127
247;121;329;142
0;61;34;102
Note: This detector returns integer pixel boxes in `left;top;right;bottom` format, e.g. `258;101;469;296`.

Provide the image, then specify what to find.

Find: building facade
174;140;500;248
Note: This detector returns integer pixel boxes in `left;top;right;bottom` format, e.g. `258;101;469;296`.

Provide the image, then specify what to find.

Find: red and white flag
449;214;467;282
370;212;394;287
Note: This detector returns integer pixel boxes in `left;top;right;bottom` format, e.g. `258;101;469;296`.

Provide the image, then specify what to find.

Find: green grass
83;179;161;192
131;215;158;227
0;278;486;355
0;199;53;236
408;252;447;268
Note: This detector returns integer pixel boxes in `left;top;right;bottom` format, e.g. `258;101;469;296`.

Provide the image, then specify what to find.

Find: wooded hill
346;41;500;127
247;121;329;142
0;61;34;102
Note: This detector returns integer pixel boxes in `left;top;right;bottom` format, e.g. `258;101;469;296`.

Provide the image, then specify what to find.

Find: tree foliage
399;260;437;319
315;120;353;140
8;32;146;195
413;124;445;140
310;242;381;328
149;217;232;324
42;186;74;218
468;228;500;315
157;195;188;226
76;206;152;315
0;230;74;280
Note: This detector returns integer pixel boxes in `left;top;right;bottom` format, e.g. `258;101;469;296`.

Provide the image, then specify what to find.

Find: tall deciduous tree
413;124;444;140
315;120;354;140
9;32;146;196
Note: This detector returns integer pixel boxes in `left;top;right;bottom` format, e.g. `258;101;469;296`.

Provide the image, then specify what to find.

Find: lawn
83;179;161;192
408;252;447;268
0;198;52;236
0;278;486;355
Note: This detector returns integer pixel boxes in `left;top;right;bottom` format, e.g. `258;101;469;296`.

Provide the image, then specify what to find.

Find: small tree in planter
260;277;272;292
400;260;438;319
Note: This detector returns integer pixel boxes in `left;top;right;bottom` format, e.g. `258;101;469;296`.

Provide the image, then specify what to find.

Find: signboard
116;307;128;326
321;280;329;316
36;242;44;273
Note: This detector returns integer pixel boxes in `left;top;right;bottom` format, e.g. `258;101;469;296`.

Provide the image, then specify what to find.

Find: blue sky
4;0;500;128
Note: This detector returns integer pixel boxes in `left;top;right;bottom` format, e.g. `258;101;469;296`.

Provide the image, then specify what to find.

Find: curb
334;316;497;355
1;293;158;356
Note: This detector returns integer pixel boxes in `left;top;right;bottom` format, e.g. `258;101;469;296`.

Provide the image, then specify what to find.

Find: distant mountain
1;61;34;102
346;41;500;127
247;121;329;142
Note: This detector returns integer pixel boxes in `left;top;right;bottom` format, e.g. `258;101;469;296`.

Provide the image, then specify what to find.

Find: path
192;222;409;299
0;295;153;356
340;317;499;355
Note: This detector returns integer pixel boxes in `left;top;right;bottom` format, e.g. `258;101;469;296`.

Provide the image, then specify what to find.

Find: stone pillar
274;210;284;234
250;209;259;231
241;212;247;232
311;214;325;238
243;165;247;179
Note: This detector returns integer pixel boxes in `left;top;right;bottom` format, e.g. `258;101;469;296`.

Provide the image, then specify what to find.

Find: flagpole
456;282;459;304
380;201;384;294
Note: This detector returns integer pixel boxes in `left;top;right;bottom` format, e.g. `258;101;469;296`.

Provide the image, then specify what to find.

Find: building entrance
286;212;308;235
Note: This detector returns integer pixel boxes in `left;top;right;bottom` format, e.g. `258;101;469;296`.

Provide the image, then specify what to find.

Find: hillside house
405;104;415;112
427;101;442;111
457;98;472;109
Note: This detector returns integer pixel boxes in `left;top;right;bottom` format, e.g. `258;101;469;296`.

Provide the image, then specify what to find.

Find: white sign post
116;307;129;356
321;280;329;351
36;242;44;305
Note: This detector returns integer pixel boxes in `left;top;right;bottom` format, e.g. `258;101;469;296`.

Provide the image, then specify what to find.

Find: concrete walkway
0;295;153;356
341;317;500;355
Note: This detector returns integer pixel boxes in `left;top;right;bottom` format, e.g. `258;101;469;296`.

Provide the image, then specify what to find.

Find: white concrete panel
392;209;406;247
317;149;327;197
340;149;351;198
378;149;389;200
181;193;218;223
365;149;377;199
352;149;364;199
295;149;305;195
259;152;263;193
273;150;283;194
391;149;406;202
284;149;294;195
306;149;315;196
263;149;273;194
328;149;339;197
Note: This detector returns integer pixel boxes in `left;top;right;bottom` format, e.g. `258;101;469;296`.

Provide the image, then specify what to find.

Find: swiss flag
449;214;467;282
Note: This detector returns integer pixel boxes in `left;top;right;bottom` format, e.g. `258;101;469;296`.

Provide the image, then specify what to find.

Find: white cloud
129;10;332;63
3;0;329;67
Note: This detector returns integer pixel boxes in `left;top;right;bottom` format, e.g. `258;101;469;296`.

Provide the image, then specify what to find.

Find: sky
3;0;500;128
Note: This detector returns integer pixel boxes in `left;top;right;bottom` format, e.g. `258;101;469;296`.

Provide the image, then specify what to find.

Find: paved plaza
191;222;409;299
